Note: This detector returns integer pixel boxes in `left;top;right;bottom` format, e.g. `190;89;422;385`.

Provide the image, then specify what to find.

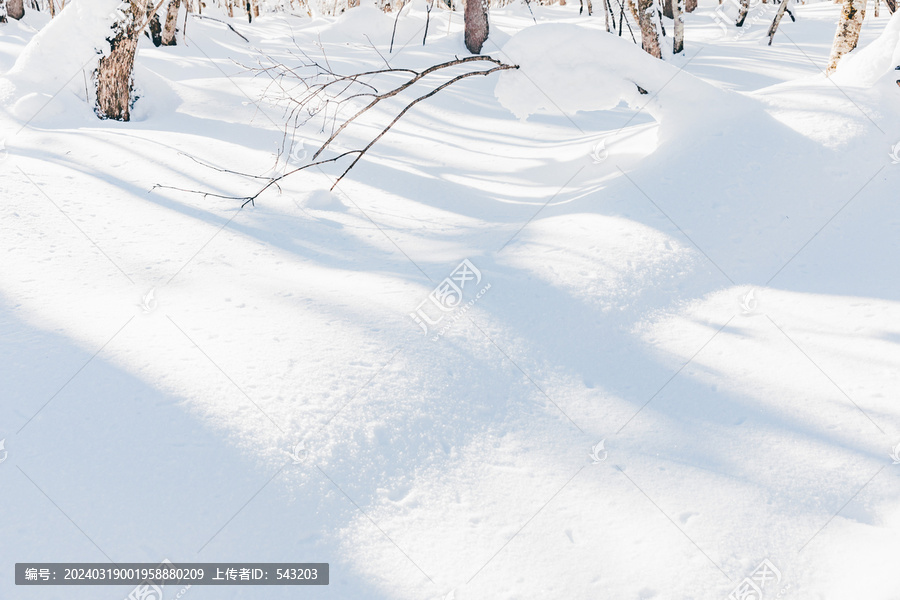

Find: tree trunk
145;0;162;45
637;0;662;58
251;0;259;16
874;0;879;17
827;0;866;73
684;0;695;11
7;0;23;19
464;0;489;54
96;0;143;121
735;0;750;25
885;0;895;13
662;0;673;18
768;0;789;44
161;0;180;45
673;0;683;53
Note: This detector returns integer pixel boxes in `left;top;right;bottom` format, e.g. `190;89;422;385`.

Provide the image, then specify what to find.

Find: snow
2;0;900;599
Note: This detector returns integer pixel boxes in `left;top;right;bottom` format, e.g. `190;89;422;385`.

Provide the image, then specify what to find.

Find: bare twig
191;14;250;42
155;52;518;209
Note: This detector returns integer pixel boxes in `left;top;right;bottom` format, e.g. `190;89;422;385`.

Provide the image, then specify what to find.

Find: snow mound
494;24;741;142
832;11;900;86
4;0;119;88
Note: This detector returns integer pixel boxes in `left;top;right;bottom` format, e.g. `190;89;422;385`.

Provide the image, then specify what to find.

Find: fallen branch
154;55;519;208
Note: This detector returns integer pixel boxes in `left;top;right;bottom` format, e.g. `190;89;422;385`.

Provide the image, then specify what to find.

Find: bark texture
96;1;142;121
827;0;865;73
768;0;789;44
637;0;662;58
673;0;684;53
685;0;696;12
8;0;24;19
464;0;489;54
161;0;180;45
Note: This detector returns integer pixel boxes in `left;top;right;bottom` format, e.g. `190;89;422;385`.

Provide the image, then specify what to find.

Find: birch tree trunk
464;0;489;54
885;0;895;13
736;0;750;25
7;0;23;19
673;0;684;53
96;0;143;121
638;0;662;58
874;0;879;17
768;0;790;44
827;0;865;73
0;1;6;24
161;0;180;45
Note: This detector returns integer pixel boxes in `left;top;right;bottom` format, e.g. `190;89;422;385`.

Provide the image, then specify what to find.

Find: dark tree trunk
464;0;489;54
684;0;695;11
662;0;673;18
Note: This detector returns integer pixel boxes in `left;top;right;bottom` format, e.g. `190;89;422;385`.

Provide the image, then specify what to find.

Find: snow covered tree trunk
638;0;662;58
96;0;142;121
7;0;23;19
464;0;489;54
827;0;866;73
673;0;684;53
161;0;180;45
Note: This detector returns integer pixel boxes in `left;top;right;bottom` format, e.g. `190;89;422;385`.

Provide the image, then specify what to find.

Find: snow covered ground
2;1;900;598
